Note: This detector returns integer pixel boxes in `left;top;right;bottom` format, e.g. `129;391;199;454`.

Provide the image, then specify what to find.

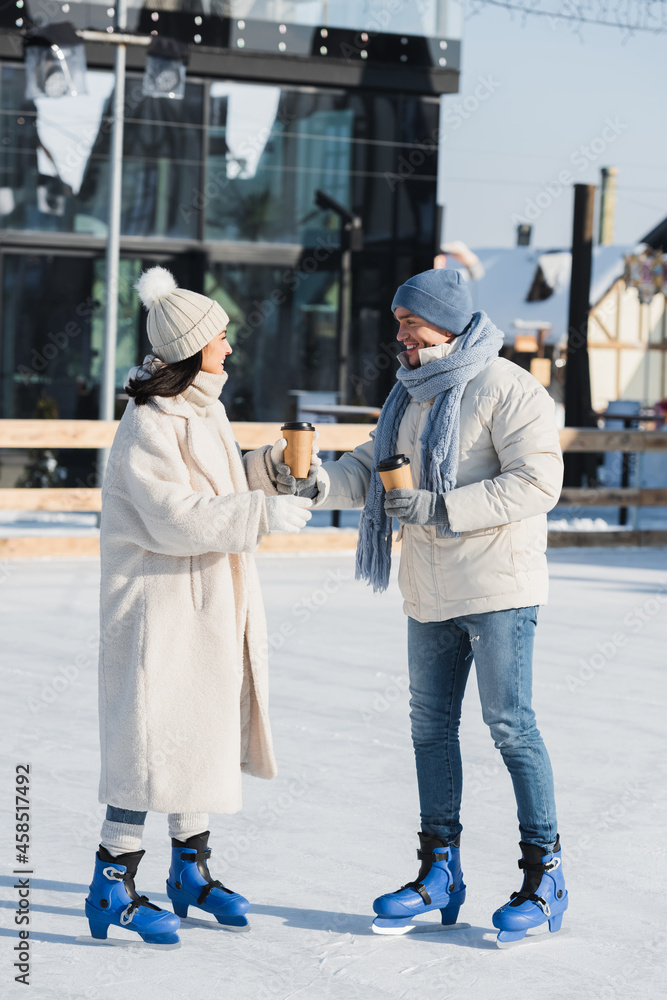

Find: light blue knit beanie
391;268;473;336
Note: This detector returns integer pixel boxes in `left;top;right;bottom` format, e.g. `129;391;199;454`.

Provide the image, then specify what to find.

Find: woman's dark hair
126;351;203;405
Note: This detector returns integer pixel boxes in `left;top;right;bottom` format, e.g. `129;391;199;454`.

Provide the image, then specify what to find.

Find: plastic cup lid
377;454;411;471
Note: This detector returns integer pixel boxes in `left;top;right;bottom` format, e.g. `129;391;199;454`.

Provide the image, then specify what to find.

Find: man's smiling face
394;306;457;366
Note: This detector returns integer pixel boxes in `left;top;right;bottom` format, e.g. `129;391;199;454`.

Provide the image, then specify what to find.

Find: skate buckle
120;904;134;925
535;896;551;916
544;857;561;872
102;867;125;882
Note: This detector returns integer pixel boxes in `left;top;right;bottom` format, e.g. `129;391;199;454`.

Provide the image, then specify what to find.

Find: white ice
1;548;666;1000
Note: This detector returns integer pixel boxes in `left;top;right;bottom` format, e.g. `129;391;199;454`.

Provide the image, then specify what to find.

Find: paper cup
377;454;412;492
281;422;315;479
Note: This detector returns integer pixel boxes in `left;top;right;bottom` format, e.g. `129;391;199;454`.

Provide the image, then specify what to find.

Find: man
273;268;567;946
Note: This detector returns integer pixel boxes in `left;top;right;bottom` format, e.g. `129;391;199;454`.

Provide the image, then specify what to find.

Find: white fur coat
98;392;277;814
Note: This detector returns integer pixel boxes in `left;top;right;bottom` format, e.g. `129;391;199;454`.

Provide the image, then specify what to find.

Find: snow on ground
1;549;666;1000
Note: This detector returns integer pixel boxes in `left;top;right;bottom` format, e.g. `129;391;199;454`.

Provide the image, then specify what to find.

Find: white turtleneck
181;369;228;442
397;337;463;370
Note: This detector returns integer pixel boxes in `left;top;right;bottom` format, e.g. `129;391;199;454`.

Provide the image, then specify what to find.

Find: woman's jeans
407;607;558;851
106;806;147;825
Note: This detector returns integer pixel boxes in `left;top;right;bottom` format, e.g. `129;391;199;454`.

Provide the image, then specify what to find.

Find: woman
85;267;314;945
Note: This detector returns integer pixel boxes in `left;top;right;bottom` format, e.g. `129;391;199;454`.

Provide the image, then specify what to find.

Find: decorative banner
624;250;666;305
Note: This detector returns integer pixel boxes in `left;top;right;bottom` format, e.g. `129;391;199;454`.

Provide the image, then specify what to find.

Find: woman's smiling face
200;329;232;373
394;306;457;366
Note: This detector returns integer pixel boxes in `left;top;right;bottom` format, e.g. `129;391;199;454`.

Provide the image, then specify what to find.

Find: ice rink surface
1;548;666;1000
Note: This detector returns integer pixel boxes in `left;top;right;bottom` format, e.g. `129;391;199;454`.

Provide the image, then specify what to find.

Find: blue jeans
106;805;147;825
407;607;558;851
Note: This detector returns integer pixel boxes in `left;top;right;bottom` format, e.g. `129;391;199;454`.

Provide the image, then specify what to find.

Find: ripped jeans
407;607;558;851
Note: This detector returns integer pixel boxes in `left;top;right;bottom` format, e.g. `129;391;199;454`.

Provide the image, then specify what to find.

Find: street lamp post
98;0;128;478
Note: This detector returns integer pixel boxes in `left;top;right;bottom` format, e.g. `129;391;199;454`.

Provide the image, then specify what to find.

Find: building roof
467;244;640;346
641;215;667;252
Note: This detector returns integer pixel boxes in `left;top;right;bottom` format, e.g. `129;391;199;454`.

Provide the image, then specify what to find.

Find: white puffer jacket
315;345;564;622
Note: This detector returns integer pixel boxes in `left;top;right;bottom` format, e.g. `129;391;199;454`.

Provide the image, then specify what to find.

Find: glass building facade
0;3;459;484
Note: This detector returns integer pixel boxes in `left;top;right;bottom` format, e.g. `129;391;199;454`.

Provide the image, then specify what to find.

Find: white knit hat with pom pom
134;267;230;363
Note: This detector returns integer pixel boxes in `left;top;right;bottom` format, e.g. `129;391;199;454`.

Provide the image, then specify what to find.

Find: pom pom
135;267;177;310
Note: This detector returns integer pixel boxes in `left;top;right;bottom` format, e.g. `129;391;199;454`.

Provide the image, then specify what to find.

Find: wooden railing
2;420;667;453
0;419;370;453
1;422;667;513
1;422;667;552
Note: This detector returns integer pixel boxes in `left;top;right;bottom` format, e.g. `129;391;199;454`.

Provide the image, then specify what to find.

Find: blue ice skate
372;832;467;935
492;836;568;948
166;830;250;928
85;847;180;945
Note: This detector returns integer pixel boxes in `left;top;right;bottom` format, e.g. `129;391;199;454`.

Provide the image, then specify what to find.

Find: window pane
120;81;203;238
1;254;99;421
206;83;353;245
0;66;203;239
205;261;340;421
205;83;438;248
229;0;462;37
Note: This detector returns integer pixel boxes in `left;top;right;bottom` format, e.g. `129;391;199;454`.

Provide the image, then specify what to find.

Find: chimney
517;223;532;246
598;167;618;245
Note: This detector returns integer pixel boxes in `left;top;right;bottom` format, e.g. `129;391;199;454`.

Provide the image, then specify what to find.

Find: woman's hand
265;495;313;533
269;432;321;498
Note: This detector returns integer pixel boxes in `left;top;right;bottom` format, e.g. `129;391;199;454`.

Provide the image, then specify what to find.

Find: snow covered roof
466;244;640;346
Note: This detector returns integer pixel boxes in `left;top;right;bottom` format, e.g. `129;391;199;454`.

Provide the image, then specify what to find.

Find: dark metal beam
0;29;459;95
564;183;596;487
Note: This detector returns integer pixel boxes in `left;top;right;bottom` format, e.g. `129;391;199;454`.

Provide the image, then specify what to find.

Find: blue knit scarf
355;310;504;592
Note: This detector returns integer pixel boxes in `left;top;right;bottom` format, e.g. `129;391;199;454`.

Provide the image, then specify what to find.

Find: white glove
269;433;321;498
265;495;313;534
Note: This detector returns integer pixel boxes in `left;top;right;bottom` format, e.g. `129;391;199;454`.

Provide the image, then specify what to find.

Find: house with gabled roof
445;222;667;419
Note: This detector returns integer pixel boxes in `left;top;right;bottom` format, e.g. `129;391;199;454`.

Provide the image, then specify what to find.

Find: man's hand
269;433;321;498
384;488;449;526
